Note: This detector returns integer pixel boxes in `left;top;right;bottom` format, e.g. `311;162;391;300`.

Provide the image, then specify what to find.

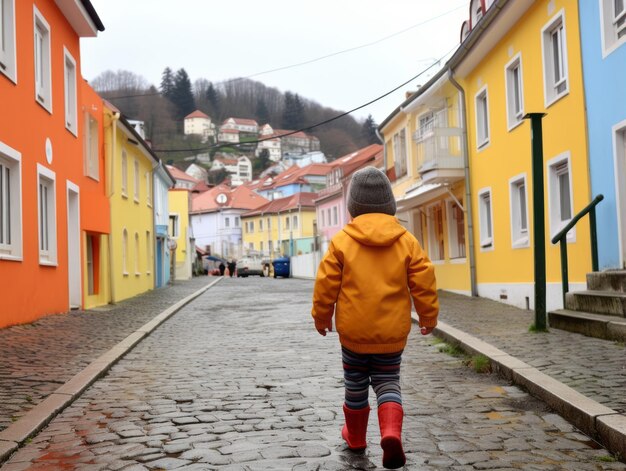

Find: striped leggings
342;347;403;410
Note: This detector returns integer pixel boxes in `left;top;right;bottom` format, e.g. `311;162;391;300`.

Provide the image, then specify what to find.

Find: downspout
376;129;387;172
107;111;120;303
448;71;478;297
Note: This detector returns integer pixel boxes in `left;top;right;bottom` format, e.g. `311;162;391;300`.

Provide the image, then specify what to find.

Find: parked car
236;257;270;277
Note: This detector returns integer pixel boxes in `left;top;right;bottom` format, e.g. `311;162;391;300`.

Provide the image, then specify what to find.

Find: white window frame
37;164;57;265
293;214;298;230
225;216;230;228
0;141;22;260
478;188;494;251
146;171;152;207
474;85;490;149
547;152;575;241
259;218;263;231
63;47;78;136
0;0;17;83
146;230;151;275
121;150;128;197
122;228;128;275
33;6;52;112
333;206;338;226
541;9;569;107
133;159;140;202
509;173;530;249
600;0;626;57
446;199;466;260
134;232;140;276
84;112;99;180
393;128;408;179
613;121;626;268
169;213;179;238
504;53;525;131
427;202;444;262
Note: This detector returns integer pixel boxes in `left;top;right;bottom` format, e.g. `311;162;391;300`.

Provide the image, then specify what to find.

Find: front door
67;182;81;309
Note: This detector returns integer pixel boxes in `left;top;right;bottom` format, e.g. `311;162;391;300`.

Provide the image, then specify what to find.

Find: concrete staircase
549;270;626;341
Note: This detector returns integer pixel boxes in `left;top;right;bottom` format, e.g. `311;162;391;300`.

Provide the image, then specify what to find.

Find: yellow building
448;0;591;310
242;193;318;258
168;189;193;280
380;72;473;296
104;106;157;302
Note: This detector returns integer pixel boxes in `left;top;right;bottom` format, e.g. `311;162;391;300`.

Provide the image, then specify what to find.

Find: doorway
67;182;81;309
615;125;626;268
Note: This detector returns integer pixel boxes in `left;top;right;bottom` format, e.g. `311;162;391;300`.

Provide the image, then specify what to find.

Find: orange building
0;0;105;328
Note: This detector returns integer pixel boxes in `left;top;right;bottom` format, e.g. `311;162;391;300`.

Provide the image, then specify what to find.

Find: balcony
414;126;465;184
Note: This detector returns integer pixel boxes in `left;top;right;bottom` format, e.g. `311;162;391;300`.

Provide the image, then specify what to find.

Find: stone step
565;290;626;316
549;309;626;342
586;270;626;293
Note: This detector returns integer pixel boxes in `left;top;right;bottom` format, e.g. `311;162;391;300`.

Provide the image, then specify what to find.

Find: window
121;151;128;196
266;217;270;230
84;113;99;180
447;200;466;259
133;159;139;202
225;217;230;228
0;0;16;82
509;174;529;248
250;220;254;232
478;188;494;250
169;214;179;238
326;209;330;226
427;203;444;261
86;234;97;295
505;54;524;130
542;10;569;106
393;129;408;178
260;241;264;252
269;240;273;254
285;216;290;230
134;232;140;275
37;164;56;264
293;215;298;230
34;7;51;111
0;141;21;260
64;48;77;135
333;206;338;225
600;0;626;55
259;218;263;231
475;86;490;148
321;210;325;227
122;229;128;275
548;154;574;239
146;172;152;206
146;230;151;274
235;216;240;228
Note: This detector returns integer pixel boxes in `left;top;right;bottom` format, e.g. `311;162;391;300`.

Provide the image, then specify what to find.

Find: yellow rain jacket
312;213;438;354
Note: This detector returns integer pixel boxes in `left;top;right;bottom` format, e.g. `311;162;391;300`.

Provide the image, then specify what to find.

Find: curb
412;315;626;459
0;277;222;464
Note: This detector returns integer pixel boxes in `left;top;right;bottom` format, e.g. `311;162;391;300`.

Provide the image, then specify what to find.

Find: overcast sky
81;1;469;125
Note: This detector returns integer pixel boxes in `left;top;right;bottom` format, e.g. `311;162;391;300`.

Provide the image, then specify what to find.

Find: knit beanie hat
347;166;396;218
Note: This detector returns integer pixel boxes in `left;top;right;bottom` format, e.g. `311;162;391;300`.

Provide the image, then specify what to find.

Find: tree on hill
255;99;271;125
206;83;222;121
170;68;196;121
282;92;306;130
160;67;175;100
361;114;381;145
253;149;272;177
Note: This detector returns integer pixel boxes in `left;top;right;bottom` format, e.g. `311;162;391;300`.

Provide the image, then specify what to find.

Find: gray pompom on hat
347;166;396;218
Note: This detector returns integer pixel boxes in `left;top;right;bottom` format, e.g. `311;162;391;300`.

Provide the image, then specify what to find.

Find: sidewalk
429;290;626;459
0;283;625;464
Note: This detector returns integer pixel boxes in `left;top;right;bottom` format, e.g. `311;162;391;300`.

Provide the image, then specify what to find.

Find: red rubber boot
341;404;370;450
378;402;406;469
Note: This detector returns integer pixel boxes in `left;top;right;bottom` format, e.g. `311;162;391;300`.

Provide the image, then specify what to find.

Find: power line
151;45;457;155
98;3;465;100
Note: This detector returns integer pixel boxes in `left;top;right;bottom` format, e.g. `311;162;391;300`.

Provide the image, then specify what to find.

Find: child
311;166;439;469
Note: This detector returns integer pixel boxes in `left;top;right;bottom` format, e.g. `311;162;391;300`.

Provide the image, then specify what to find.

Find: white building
212;156;252;186
283;151;327;168
221;117;259;134
184;110;216;142
217;128;240;144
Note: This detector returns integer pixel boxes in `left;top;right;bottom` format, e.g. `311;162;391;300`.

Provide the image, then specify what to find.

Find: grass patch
528;323;549;333
10;416;18;422
25;395;33;403
468;354;492;373
596;455;618;463
430;337;445;346
614;341;625;349
437;342;465;357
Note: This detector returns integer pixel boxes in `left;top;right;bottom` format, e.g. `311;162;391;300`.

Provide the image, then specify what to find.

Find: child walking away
311;166;439;469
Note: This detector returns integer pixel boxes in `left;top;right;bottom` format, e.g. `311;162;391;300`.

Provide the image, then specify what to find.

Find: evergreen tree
282;92;306;130
253;149;272;177
160;67;175;99
361;114;380;145
255;99;271;125
171;68;196;120
206;83;221;121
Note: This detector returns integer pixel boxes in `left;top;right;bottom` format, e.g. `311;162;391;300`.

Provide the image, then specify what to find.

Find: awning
396;183;447;212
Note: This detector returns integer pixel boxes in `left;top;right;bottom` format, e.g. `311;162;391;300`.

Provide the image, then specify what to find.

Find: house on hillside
173;160;208;183
190;184;268;259
242;192;319;258
283;151;327;167
315;144;383;252
255;164;331;200
167;165;201;190
217;128;240;144
184;110;216;142
212;156;252;186
0;0;106;328
221;117;259;134
256;124;321;160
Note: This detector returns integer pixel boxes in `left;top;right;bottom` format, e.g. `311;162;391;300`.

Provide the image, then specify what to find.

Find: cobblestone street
3;278;625;470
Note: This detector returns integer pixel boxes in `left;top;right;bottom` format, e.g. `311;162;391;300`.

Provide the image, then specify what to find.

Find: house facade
184;110;215;142
154;163;175;287
168;189;194;280
212;156;252;186
0;0;105;327
579;0;626;270
221;117;259;134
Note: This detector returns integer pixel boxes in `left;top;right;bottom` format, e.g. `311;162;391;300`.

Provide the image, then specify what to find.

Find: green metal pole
524;113;547;331
590;206;599;272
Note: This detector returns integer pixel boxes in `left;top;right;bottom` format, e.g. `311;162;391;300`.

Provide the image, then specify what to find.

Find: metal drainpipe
375;129;386;172
107;111;120;303
448;71;478;297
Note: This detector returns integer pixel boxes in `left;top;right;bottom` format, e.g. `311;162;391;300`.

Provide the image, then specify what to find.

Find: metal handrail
551;194;604;307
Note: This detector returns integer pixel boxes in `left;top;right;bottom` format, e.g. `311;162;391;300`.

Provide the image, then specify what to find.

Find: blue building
579;0;626;269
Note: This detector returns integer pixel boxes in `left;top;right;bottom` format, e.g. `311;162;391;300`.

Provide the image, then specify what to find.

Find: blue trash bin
272;257;290;278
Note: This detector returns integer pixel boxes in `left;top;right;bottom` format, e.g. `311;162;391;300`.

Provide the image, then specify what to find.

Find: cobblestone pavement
0;277;213;433
3;278;624;470
437;291;626;414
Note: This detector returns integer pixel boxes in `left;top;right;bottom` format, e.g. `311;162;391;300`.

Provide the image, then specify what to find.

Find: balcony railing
414;126;464;184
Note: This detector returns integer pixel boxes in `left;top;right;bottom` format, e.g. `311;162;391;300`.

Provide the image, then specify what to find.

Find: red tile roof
222;117;258;126
243;192;318;217
258;163;332;191
191;183;268;213
329;144;384;175
166;165;200;183
185;110;210;119
219;128;240;134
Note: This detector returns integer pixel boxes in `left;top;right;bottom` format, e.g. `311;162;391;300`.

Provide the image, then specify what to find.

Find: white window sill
134;197;140;204
0;253;23;262
507;118;524;133
36;96;52;114
39;259;58;267
86;174;100;183
450;257;467;264
121;192;128;199
123;271;129;277
66;124;78;137
477;139;491;152
432;259;445;265
545;89;569;109
134;272;141;277
0;65;17;84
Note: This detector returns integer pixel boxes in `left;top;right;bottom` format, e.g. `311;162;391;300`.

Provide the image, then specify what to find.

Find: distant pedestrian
311;167;439;469
218;262;226;276
227;260;236;278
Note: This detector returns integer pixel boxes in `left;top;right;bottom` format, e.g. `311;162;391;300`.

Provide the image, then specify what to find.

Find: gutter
448;70;478;298
107;111;120;303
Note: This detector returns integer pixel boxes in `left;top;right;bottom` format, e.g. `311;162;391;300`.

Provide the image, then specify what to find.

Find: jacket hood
342;213;407;247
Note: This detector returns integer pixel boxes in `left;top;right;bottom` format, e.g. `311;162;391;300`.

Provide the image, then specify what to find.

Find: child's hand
420;326;434;335
316;319;333;336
